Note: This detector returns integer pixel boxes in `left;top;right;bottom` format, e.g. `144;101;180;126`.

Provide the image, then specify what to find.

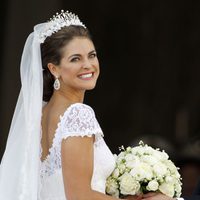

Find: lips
78;72;94;80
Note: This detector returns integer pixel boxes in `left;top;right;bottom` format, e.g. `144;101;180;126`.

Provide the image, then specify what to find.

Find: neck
49;88;85;108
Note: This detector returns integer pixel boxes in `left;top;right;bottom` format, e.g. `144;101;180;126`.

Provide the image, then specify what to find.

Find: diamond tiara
38;10;86;43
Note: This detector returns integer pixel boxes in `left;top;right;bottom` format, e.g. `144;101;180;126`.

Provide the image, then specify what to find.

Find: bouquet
106;141;182;198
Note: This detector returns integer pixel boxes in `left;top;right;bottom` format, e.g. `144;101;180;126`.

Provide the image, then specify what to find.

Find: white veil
0;23;46;200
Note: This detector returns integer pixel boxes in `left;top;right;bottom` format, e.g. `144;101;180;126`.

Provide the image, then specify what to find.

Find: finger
125;195;143;200
136;196;143;200
143;192;157;198
141;198;151;200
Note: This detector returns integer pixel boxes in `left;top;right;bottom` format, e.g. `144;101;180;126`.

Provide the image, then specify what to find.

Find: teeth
79;73;93;78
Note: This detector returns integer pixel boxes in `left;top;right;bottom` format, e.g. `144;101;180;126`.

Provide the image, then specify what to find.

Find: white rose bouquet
106;141;182;198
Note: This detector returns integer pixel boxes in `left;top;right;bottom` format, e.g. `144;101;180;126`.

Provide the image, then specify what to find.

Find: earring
53;76;60;90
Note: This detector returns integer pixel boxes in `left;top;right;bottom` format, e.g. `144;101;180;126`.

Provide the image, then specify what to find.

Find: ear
47;63;60;78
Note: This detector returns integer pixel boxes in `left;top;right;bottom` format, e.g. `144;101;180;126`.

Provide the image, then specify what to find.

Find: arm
61;135;128;200
60;104;140;200
142;193;183;200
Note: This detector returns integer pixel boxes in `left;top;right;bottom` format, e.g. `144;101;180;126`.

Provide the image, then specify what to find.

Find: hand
124;194;143;200
142;192;175;200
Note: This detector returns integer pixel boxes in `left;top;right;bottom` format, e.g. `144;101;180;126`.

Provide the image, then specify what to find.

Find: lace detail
40;103;104;179
60;103;103;139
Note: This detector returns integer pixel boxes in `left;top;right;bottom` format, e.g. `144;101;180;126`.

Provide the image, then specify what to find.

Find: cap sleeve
59;103;104;140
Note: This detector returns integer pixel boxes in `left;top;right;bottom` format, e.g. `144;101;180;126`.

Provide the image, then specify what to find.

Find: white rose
165;176;174;183
174;182;182;197
130;162;153;181
126;146;132;152
143;146;155;155
125;153;135;162
157;176;164;183
153;150;169;161
174;170;181;179
141;155;158;165
147;180;159;191
165;161;181;179
126;156;140;168
131;146;145;155
126;160;135;169
119;173;140;195
106;177;119;197
113;168;120;178
161;151;169;160
118;163;126;174
112;189;120;198
116;152;126;164
164;160;177;173
118;151;126;159
159;182;175;197
153;162;167;177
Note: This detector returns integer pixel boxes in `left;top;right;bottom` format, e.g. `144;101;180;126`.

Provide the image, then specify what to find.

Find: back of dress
39;103;116;200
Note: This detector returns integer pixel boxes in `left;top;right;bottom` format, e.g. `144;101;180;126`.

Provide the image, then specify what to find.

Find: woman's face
54;37;99;92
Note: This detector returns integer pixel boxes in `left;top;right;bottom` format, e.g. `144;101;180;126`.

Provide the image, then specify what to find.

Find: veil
0;23;46;200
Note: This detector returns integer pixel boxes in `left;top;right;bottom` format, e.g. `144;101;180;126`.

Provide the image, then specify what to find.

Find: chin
81;80;97;90
82;83;97;91
85;84;96;90
86;86;96;91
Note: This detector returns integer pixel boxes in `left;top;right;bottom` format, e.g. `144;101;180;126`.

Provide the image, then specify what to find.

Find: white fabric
0;21;115;200
39;103;116;200
0;23;47;200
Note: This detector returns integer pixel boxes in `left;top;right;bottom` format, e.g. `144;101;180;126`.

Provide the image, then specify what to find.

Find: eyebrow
68;50;96;59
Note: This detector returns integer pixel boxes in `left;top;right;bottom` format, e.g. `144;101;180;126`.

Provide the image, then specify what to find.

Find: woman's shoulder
67;102;94;110
62;102;95;118
58;102;103;138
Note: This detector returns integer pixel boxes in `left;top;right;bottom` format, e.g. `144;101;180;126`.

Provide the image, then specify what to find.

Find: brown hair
41;25;92;102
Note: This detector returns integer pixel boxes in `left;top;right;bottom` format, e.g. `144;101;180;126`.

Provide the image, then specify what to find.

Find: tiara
38;10;86;43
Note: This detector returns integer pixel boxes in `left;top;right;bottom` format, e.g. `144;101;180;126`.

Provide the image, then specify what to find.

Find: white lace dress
39;103;116;200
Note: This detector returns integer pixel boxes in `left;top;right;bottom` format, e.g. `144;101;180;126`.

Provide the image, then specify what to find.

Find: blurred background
0;0;200;197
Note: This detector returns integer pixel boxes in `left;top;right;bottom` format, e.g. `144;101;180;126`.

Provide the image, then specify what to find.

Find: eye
70;57;80;62
89;52;97;59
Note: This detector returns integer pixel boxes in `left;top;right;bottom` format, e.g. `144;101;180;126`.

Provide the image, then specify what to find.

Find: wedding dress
0;12;115;200
39;103;116;200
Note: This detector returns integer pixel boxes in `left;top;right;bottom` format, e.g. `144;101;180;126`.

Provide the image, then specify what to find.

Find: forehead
62;37;95;56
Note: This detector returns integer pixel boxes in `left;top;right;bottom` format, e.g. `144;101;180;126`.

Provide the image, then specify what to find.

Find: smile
78;72;94;80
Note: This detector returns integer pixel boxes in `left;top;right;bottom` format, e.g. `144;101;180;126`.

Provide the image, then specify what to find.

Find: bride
0;10;139;200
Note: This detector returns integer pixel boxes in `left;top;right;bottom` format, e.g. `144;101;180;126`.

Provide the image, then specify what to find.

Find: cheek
60;66;76;81
61;67;70;74
96;65;100;75
94;60;100;71
62;62;78;73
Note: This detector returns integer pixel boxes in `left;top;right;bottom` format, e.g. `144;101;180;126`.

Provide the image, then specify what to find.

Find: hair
41;25;92;102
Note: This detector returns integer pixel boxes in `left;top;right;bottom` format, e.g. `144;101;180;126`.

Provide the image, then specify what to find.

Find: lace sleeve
59;103;104;140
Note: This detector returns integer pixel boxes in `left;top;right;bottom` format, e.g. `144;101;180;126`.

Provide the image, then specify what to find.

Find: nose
82;58;92;69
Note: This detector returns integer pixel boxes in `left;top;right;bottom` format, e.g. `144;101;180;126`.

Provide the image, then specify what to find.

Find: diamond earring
53;76;60;90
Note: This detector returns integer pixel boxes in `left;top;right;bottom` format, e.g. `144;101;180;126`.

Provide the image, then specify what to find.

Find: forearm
141;193;183;200
88;189;123;200
66;189;124;200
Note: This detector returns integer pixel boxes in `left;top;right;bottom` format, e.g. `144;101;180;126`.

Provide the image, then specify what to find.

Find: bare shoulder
42;102;71;121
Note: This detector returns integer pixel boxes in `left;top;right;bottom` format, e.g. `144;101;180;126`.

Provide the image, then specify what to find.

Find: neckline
40;102;83;163
40;119;61;163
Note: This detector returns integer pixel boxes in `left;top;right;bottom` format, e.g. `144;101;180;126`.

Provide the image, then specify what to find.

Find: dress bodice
39;103;116;200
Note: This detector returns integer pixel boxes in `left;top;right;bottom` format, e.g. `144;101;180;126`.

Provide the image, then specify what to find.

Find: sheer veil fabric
0;23;46;200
